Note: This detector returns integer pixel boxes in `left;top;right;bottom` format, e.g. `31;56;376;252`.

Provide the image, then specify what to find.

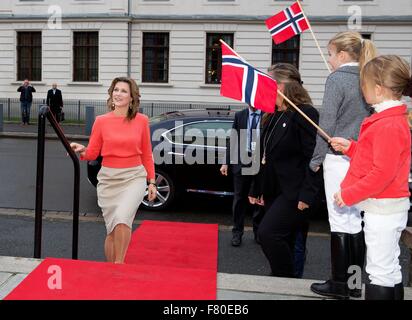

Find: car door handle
168;152;185;157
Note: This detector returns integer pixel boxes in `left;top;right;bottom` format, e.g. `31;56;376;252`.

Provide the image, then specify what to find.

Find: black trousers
50;106;61;123
258;193;306;278
232;172;264;236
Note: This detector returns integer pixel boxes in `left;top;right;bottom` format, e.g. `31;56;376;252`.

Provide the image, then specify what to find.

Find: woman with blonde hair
70;77;157;264
331;55;412;299
310;31;377;299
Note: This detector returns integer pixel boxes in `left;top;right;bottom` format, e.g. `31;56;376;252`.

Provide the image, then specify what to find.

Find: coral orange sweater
81;112;155;180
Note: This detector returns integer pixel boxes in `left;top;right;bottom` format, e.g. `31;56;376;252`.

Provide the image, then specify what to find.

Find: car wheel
141;169;175;211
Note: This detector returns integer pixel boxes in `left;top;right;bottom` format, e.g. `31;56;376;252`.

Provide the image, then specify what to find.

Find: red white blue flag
265;1;309;45
220;41;277;113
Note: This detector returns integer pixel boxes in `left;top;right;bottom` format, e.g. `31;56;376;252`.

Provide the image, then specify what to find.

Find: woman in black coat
249;63;321;278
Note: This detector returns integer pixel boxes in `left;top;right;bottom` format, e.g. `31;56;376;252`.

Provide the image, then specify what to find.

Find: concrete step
1;256;411;300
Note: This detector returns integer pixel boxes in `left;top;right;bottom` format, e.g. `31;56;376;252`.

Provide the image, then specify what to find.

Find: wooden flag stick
277;90;331;141
296;0;331;73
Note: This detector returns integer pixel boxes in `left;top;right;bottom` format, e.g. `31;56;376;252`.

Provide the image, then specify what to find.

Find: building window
17;32;42;81
205;33;234;84
361;33;372;40
73;31;99;82
142;32;169;83
271;35;300;69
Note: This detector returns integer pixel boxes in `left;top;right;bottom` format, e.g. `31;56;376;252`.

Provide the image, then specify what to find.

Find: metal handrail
34;105;80;259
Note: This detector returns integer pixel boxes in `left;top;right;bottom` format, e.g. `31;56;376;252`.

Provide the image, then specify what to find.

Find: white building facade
0;0;411;108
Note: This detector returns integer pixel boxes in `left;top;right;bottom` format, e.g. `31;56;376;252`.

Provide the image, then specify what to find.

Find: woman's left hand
334;190;346;208
148;184;157;202
297;201;309;211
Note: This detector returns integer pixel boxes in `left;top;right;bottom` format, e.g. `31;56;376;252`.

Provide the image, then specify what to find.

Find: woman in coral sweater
331;55;412;300
70;77;157;264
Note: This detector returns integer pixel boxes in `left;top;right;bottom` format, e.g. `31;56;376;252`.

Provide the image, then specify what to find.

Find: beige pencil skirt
97;165;147;235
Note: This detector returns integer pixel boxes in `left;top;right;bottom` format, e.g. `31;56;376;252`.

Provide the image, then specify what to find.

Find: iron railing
34;105;80;259
0;98;244;123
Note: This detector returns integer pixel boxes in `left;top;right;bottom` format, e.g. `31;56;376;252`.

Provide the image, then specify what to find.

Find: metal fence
0;98;245;123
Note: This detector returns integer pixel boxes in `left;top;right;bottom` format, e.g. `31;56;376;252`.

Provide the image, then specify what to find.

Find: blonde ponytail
359;39;378;71
329;31;377;71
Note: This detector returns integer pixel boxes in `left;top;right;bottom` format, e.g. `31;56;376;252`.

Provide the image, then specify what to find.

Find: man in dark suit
17;79;36;125
46;83;64;123
220;106;264;246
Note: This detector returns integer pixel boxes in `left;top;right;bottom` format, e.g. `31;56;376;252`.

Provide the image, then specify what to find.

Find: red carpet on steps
125;220;218;270
5;220;218;300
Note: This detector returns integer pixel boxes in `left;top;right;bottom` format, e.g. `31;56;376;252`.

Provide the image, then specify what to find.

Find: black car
88;109;237;210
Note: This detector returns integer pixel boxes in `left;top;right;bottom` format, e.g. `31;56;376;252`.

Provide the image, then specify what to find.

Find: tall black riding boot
310;232;350;299
365;283;395;300
394;282;404;300
348;231;365;298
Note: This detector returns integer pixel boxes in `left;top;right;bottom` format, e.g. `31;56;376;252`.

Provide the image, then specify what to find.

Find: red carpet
5;220;218;300
125;220;218;271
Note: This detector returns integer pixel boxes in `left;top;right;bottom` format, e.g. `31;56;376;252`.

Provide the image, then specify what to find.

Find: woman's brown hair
107;77;141;121
263;63;312;124
329;31;377;71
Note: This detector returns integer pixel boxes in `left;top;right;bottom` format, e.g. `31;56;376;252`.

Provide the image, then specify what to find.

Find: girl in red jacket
331;55;412;300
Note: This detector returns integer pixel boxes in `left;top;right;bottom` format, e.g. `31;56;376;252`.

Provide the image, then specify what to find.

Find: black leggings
258;193;306;278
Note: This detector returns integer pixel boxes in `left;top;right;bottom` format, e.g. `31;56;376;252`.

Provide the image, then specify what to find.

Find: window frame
72;31;99;82
142;32;170;83
271;35;301;69
205;33;234;85
16;31;42;81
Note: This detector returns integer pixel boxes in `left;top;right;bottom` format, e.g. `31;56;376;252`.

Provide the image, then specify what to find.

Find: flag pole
277;90;331;141
296;0;331;73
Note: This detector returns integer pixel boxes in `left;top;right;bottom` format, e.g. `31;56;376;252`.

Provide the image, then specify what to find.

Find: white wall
133;0;412;17
0;20;129;101
0;0;127;15
0;0;411;106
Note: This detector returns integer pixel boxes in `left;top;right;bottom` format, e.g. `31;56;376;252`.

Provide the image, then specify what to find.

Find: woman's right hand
70;142;86;156
329;137;350;153
249;196;264;206
220;165;228;176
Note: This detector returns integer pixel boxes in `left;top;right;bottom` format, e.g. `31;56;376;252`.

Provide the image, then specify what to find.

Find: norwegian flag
220;41;277;113
265;1;309;45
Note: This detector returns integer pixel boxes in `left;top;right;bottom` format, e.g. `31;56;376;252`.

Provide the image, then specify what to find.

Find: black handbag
60;111;65;122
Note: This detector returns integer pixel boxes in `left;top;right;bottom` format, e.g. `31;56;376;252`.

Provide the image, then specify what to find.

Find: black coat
17;85;36;102
250;104;321;206
46;89;63;108
225;108;264;175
